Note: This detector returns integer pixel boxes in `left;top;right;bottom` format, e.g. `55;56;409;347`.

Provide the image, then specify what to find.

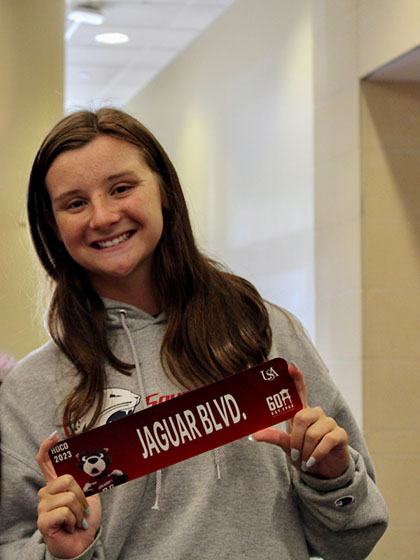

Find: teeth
96;232;130;249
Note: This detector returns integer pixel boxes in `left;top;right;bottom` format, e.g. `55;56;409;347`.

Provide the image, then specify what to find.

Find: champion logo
334;495;355;508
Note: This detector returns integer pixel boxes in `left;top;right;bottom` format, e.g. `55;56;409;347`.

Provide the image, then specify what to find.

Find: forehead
46;135;147;186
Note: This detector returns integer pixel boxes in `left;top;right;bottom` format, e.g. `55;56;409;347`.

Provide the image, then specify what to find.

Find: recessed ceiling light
68;5;104;25
95;32;129;45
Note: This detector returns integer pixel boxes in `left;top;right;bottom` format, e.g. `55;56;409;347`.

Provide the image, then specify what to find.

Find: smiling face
45;135;164;309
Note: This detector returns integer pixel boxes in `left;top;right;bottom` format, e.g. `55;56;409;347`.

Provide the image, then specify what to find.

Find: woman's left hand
253;363;350;479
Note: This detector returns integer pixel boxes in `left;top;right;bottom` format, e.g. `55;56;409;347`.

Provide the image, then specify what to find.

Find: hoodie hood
103;297;167;331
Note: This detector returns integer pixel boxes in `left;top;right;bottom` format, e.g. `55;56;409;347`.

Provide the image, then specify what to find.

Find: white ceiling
65;0;236;110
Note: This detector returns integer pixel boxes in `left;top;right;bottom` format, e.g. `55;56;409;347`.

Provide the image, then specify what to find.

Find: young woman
0;108;388;559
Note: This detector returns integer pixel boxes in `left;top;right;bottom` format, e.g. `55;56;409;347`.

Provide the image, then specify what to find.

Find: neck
90;274;160;315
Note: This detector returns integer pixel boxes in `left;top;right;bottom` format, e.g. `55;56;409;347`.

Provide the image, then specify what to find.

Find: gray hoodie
0;300;388;559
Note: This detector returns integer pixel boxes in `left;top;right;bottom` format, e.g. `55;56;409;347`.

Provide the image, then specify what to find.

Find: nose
89;197;120;230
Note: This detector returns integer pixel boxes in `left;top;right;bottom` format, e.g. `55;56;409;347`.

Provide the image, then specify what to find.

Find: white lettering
176;413;194;444
153;421;170;451
205;402;223;431
162;417;181;447
136;427;149;459
51;442;69;455
143;425;161;457
266;389;295;416
197;404;213;434
223;394;241;424
183;409;202;439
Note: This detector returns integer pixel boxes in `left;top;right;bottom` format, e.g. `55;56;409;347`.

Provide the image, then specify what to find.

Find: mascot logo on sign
76;448;129;496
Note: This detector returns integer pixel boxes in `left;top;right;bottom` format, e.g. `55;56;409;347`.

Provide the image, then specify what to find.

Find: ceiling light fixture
68;4;104;25
95;32;129;45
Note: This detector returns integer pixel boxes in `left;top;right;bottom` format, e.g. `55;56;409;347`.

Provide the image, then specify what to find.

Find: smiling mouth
92;230;135;249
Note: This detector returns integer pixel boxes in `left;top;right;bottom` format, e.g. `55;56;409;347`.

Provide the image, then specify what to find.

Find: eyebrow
106;170;137;181
51;189;84;205
51;171;138;205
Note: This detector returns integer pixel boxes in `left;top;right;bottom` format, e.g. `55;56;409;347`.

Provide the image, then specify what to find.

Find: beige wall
312;0;362;421
361;81;420;558
313;0;420;558
358;0;420;77
0;0;64;361
126;0;315;336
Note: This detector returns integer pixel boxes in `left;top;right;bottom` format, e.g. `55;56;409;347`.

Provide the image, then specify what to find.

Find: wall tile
364;359;420;431
313;7;358;99
366;428;420;456
363;217;420;290
324;358;362;426
314;84;359;162
367;525;420;560
311;0;357;33
316;219;361;293
372;453;420;526
360;82;420;150
315;290;362;361
315;150;360;228
363;288;420;359
362;147;420;222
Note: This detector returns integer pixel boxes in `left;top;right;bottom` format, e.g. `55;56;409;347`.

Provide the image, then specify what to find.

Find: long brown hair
27;108;272;433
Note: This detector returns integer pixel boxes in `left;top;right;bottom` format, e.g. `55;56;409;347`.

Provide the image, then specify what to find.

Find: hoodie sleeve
267;304;389;559
0;368;105;560
291;394;389;559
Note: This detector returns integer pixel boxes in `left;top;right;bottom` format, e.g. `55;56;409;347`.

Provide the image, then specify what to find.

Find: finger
289;406;325;465
288;363;308;408
38;506;78;536
253;428;291;456
44;474;90;512
38;487;87;529
36;431;59;482
302;426;349;472
300;416;337;462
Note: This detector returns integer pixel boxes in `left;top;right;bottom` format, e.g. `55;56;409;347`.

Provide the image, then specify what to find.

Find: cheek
54;217;83;247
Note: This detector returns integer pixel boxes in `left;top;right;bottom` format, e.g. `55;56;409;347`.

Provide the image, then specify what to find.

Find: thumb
36;431;59;483
252;427;291;456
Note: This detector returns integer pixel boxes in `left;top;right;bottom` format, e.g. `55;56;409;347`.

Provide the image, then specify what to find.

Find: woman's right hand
36;433;102;559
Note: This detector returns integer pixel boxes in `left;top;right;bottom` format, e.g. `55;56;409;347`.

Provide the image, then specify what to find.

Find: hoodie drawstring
119;308;222;508
213;447;222;480
120;309;163;510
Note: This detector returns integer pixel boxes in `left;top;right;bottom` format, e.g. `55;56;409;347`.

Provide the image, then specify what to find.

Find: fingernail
82;519;89;530
291;448;300;462
248;435;255;442
290;361;299;370
85;506;91;516
48;430;58;440
306;456;316;469
301;457;316;472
